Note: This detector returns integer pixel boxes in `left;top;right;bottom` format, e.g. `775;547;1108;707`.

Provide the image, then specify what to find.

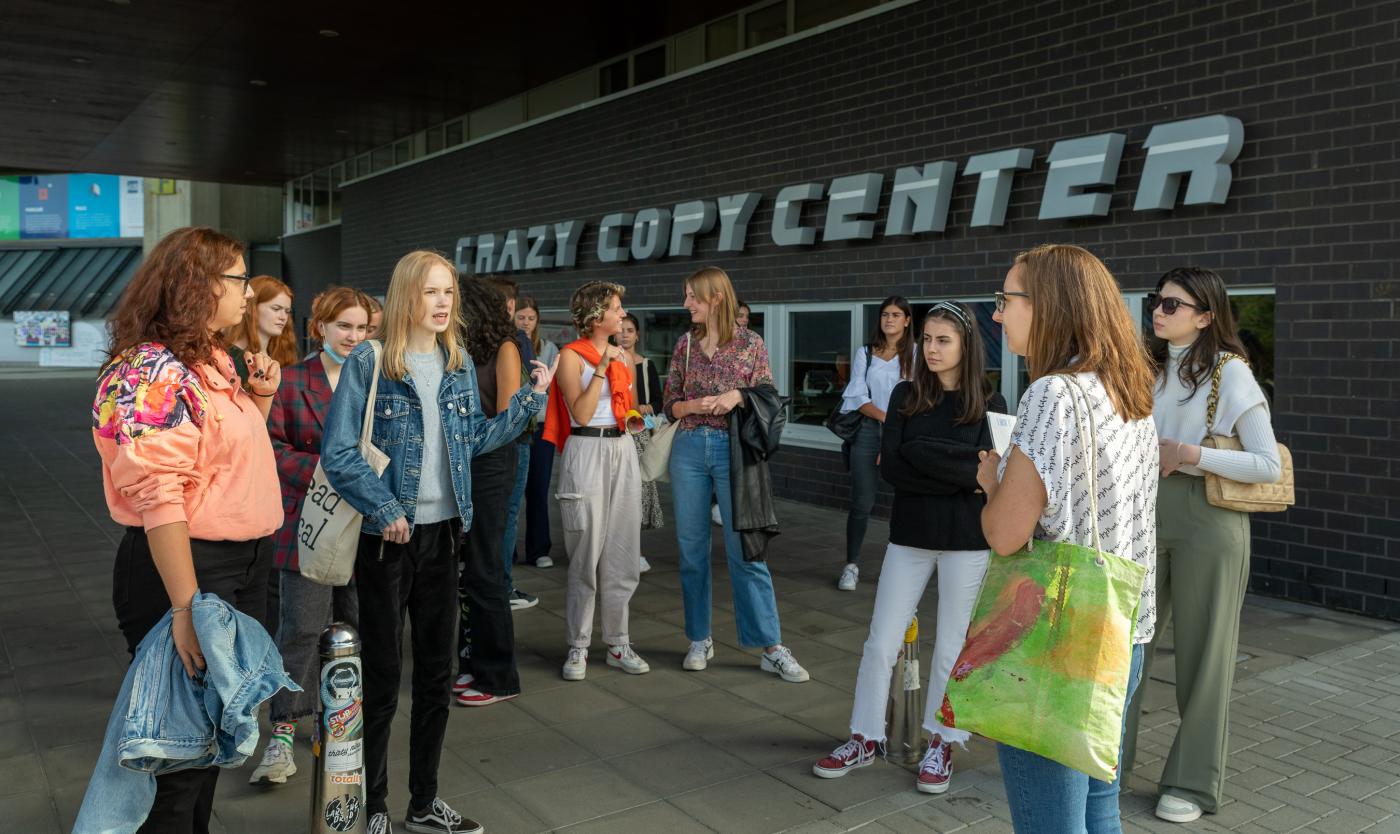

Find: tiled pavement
1;373;1398;833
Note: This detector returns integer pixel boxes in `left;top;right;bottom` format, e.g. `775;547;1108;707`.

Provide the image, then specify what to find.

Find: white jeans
849;543;990;746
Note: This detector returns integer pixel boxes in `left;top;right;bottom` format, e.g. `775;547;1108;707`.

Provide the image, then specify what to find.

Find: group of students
819;246;1280;832
88;227;810;834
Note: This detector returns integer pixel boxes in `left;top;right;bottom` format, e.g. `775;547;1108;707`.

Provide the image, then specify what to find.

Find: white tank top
572;360;618;428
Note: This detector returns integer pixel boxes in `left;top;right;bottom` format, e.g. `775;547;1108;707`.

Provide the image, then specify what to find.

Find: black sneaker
509;589;539;611
367;812;393;834
406;797;482;834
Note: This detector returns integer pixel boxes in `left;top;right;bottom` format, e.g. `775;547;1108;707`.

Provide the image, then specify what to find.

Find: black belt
572;426;624;438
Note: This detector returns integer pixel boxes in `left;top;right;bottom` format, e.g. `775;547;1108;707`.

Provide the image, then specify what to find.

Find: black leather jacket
727;384;788;561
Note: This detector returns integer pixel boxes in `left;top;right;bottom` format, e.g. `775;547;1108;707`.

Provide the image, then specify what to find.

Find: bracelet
249;389;275;398
171;606;192;613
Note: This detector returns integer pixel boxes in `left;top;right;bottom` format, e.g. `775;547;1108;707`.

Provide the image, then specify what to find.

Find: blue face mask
322;343;348;365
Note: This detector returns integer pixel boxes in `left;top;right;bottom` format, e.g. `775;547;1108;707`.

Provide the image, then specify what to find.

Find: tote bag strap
360;340;383;446
1060;374;1103;556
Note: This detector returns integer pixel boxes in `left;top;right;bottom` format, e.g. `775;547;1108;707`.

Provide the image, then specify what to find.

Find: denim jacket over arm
74;593;299;834
320;340;546;534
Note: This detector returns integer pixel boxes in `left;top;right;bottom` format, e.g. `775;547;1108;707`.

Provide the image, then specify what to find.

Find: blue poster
69;174;121;238
19;176;68;239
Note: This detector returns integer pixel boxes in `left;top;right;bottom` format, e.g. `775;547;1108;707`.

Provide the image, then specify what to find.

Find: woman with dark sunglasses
1122;267;1281;824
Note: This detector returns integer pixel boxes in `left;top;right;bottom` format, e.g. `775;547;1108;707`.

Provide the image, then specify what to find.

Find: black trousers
356;519;460;816
112;528;272;834
456;442;521;695
523;429;556;562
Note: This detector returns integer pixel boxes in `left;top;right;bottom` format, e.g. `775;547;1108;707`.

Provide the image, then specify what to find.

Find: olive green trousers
1122;473;1251;813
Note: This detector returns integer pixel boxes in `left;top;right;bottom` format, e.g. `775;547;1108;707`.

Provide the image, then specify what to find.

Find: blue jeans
669;427;782;647
997;642;1146;834
500;439;531;588
844;416;881;564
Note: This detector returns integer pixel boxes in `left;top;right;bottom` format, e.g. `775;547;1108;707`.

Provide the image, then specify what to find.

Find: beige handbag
1200;353;1294;513
639;335;689;482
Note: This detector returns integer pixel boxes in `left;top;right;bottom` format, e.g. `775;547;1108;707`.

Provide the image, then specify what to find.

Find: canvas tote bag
299;340;391;586
639;334;689;482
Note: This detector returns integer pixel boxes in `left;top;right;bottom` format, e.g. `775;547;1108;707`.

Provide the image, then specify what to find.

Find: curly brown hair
105;226;244;370
570;280;625;335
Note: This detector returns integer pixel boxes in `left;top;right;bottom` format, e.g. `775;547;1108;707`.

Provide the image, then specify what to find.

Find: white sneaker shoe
1155;794;1203;823
711;504;723;526
683;637;714;671
760;645;810;682
562;647;588;681
534;556;554;568
607;644;651;674
639;555;651;573
249;739;296;784
837;563;859;591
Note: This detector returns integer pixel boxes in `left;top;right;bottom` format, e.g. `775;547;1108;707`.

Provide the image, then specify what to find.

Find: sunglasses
993;291;1029;313
1147;293;1206;315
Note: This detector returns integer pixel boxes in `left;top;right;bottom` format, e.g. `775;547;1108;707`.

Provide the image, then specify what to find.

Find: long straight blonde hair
686;266;738;346
1015;244;1154;421
379;250;466;381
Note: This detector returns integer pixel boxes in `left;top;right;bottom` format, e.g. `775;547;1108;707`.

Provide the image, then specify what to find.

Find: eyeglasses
993;291;1029;313
219;271;253;290
1147;293;1206;315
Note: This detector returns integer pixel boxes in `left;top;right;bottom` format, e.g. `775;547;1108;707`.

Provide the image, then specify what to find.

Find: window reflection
789;310;852;426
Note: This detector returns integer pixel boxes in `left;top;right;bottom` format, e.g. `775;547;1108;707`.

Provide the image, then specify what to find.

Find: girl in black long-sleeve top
813;301;1005;796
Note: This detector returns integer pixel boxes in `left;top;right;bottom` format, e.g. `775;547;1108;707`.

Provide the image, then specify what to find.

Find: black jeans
357;519;460;816
523;429;556;562
456;443;521;695
845;416;882;564
112;528;272;834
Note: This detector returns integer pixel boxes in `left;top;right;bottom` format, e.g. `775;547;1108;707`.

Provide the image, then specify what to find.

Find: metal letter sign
457;115;1242;274
1133;115;1245;210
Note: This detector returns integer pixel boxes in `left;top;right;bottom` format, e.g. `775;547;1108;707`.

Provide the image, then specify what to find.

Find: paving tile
555;706;692;759
440;785;548;834
460;726;598;786
501;760;657;829
555;799;718;833
669;772;831;834
609;736;755;796
0;790;62;834
512;679;631;725
704;715;836;769
642;688;777;735
767;755;916;812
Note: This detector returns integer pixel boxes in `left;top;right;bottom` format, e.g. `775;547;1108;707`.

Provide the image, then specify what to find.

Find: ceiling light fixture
319;29;339;38
250;79;268;87
70;56;91;64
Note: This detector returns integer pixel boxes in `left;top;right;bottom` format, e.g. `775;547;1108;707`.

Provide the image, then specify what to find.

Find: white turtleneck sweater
1154;343;1282;483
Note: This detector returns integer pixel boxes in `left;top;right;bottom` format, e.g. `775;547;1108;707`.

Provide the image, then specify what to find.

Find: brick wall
329;0;1400;619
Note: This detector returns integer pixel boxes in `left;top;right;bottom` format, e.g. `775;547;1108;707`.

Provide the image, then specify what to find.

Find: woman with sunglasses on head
833;296;914;591
91;227;284;832
813;301;1004;793
1121;268;1281;825
321;251;553;834
976;244;1159;834
250;286;374;786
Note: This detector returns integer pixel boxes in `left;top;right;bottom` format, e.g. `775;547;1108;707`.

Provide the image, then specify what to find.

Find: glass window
371;145;393;172
312;170;331;226
707;15;739;60
789;310;852;426
426;125;444;155
631;310;693;378
634;45;667;85
673;27;705;72
329;165;344;221
599;58;629;96
355;154;371;179
795;0;879;31
745;2;788;49
393;139;411;165
445;119;465;147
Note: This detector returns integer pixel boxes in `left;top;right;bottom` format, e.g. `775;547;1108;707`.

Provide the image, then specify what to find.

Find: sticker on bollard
312;623;366;834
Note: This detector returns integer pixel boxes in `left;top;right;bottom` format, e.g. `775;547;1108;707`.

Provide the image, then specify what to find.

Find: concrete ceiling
1;0;755;185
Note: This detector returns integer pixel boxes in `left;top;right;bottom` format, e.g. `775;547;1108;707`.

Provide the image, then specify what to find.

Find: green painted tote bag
946;376;1148;783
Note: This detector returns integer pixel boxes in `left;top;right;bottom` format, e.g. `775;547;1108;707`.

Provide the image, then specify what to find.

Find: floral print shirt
662;327;774;431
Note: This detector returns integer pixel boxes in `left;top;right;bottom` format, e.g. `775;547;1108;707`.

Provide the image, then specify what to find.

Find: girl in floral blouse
662;266;808;683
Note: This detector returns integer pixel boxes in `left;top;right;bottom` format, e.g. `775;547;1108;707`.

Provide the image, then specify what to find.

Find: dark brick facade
321;0;1400;620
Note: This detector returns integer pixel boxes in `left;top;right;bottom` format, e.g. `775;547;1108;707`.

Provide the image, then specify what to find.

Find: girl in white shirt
1121;267;1281;825
835;295;914;591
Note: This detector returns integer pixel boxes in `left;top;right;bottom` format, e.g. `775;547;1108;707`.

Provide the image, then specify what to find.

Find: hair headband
928;300;971;331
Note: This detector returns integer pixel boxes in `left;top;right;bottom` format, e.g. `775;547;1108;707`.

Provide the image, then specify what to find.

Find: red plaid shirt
267;354;332;571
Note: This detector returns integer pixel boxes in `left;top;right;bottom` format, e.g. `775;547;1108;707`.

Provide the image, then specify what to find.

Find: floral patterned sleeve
747;332;773;387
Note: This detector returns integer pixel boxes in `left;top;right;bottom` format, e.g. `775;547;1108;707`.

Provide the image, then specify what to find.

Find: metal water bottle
310;622;366;834
884;615;925;765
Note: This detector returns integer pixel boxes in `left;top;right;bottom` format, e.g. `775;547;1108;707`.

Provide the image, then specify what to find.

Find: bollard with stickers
311;622;366;834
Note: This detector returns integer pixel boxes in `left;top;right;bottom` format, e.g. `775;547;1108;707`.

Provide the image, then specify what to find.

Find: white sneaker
607;644;651;675
760;645;810;682
248;739;296;784
711;504;723;526
640;555;651;573
535;556;554;568
562;647;588;681
683;637;714;671
837;563;859;591
1155;794;1203;823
